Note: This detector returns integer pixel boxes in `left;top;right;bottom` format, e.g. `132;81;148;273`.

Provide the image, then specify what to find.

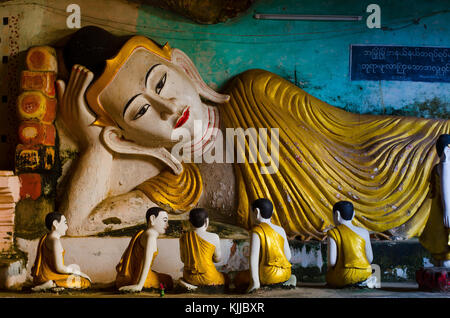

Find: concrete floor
0;282;448;298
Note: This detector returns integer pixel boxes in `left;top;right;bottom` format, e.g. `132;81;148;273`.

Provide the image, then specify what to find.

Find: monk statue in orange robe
419;134;450;267
115;207;173;292
234;199;295;293
179;208;227;290
326;201;376;288
31;212;91;291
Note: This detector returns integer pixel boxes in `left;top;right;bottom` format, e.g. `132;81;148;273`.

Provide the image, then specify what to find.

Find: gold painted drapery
221;69;450;240
137;163;203;213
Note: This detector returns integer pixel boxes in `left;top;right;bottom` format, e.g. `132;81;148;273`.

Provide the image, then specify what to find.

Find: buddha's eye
156;73;166;95
133;104;151;120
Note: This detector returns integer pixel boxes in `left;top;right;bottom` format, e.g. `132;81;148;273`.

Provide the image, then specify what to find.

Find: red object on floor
416;267;449;292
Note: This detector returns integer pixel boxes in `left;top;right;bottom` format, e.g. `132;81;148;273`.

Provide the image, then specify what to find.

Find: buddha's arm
212;235;222;263
60;144;113;236
327;236;337;268
282;231;291;262
135;238;155;290
247;233;261;293
56;68;114;236
441;163;450;228
50;239;75;275
364;231;374;264
121;234;155;292
179;236;185;264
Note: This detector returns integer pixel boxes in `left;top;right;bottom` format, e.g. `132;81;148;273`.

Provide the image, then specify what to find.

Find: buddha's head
45;212;68;236
146;207;169;235
436;134;450;162
332;201;354;225
251;198;273;224
63;26;229;174
189;208;209;229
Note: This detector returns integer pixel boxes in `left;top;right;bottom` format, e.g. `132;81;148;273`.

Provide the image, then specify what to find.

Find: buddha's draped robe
31;234;91;289
419;166;450;261
254;223;292;285
220;69;450;239
326;224;372;287
135;69;449;240
179;231;226;286
137;163;202;214
115;230;173;290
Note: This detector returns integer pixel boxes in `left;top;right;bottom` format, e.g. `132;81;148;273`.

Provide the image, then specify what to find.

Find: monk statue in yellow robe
179;208;228;290
419;134;450;267
326;201;376;288
53;26;449;241
115;207;173;292
31;212;91;291
234;199;295;293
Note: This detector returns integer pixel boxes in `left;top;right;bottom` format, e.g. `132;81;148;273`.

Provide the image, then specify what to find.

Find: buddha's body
326;224;372;287
179;231;226;287
234;199;294;293
31;234;91;290
115;208;173;292
178;208;227;289
57;27;450;239
419;136;450;267
326;201;374;288
234;222;292;289
31;213;91;291
115;229;173;290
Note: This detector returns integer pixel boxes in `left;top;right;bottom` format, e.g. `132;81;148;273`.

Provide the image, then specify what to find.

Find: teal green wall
136;0;449;117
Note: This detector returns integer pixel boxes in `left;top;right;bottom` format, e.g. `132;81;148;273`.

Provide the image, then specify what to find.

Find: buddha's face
151;211;169;235
99;48;210;149
443;144;450;161
251;208;263;225
54;215;68;236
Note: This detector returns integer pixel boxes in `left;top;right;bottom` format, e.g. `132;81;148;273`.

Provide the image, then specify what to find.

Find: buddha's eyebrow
145;63;161;87
123;93;141;118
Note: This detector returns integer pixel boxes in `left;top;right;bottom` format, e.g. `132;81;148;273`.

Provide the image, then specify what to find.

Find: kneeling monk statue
419;134;450;267
115;207;173;292
326;201;375;288
179;208;227;290
235;198;295;293
31;212;91;291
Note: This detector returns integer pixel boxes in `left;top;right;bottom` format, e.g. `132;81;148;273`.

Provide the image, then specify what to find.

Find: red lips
175;107;190;128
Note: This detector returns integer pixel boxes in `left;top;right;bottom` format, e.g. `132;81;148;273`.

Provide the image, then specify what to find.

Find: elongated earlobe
150;214;156;226
101;126;183;175
172;48;230;104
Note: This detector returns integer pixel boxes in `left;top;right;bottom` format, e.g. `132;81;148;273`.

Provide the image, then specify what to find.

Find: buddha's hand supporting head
56;65;103;150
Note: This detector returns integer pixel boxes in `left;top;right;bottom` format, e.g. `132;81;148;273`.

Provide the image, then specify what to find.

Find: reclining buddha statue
55;26;449;240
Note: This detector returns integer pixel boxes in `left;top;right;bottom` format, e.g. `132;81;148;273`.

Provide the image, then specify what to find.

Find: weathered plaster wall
136;0;450;117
